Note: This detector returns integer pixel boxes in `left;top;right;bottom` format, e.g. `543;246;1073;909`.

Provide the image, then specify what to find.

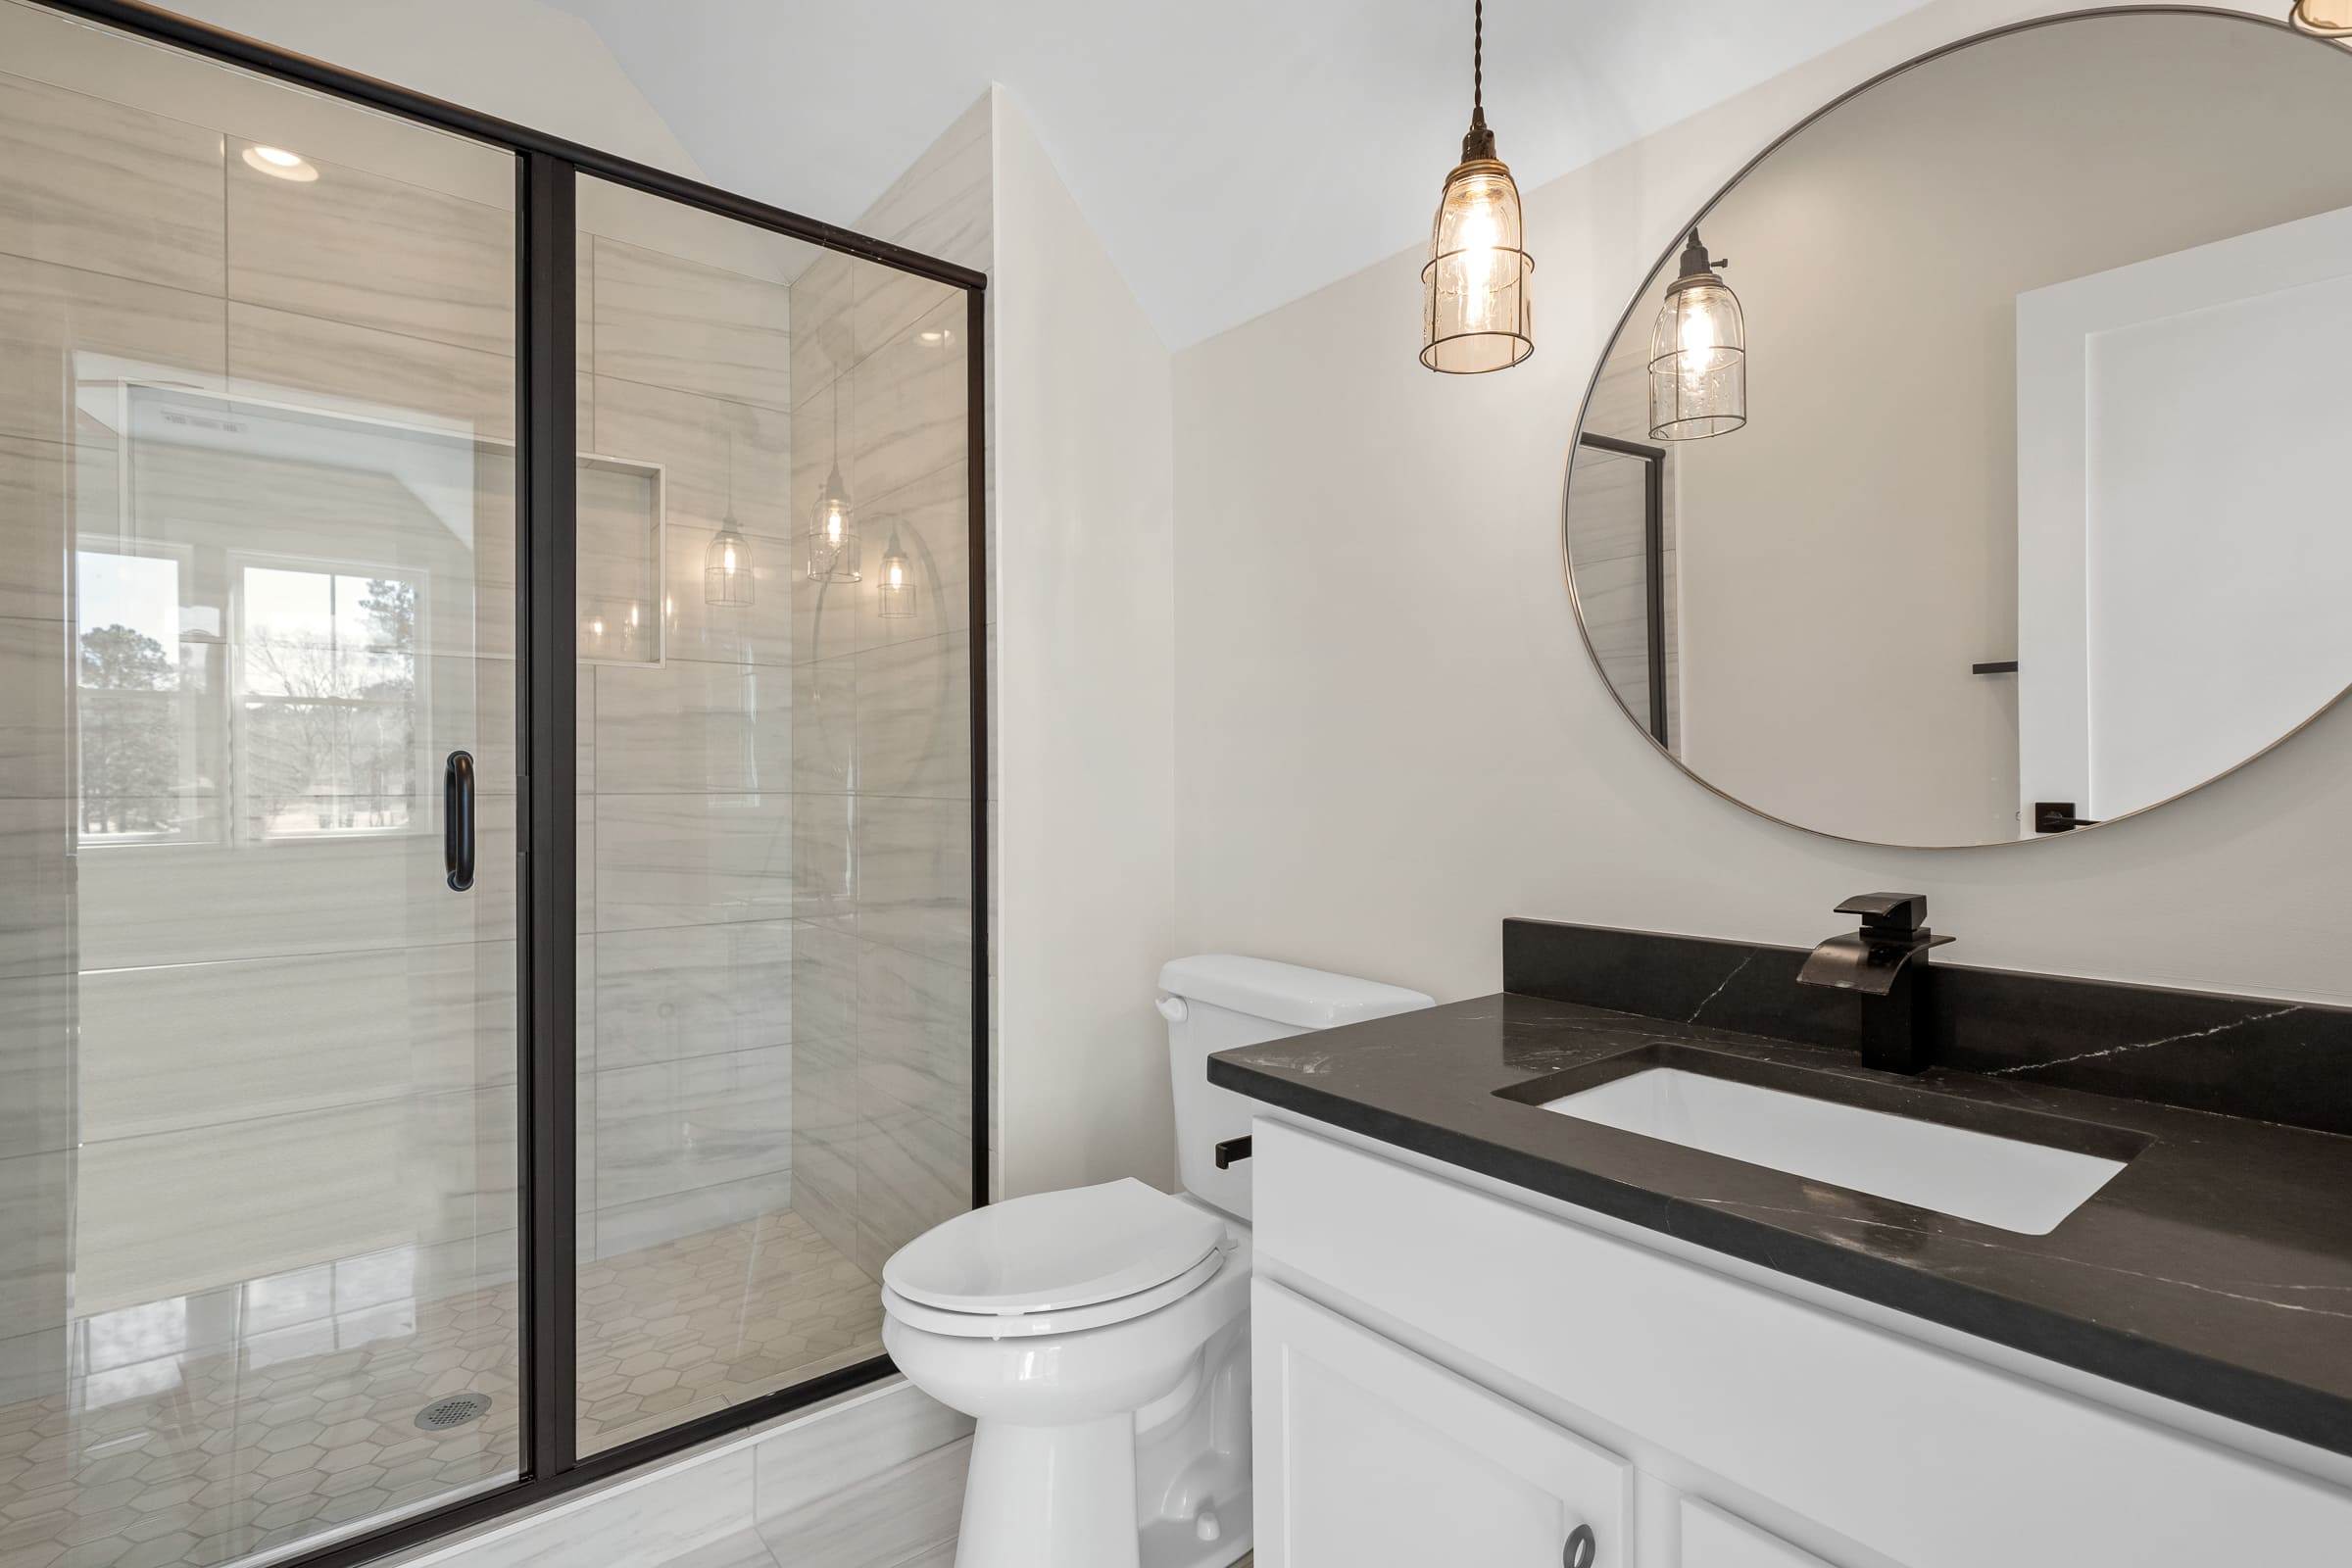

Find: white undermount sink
1539;1067;2128;1235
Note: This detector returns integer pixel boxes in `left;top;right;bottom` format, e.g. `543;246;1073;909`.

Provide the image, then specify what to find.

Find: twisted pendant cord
1473;0;1484;120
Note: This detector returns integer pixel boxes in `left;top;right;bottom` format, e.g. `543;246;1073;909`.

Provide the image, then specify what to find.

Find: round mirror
1563;9;2352;847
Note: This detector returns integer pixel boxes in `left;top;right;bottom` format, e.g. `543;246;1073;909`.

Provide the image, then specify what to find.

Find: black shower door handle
444;751;475;892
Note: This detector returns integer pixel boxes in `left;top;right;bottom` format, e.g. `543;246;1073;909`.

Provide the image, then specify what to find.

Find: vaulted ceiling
548;0;1932;348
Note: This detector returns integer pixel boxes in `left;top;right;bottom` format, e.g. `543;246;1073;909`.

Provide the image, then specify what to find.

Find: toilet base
956;1414;1141;1568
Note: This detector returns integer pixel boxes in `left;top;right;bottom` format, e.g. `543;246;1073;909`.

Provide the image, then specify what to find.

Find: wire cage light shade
2290;0;2352;37
1648;228;1745;441
705;521;755;607
876;527;915;619
807;464;860;582
1422;159;1533;372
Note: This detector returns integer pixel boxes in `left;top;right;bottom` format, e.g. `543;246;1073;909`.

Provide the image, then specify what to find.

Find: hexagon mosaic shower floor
0;1209;881;1568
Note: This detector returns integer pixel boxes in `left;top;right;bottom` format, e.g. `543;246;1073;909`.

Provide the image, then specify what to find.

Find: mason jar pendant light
876;526;915;619
1647;227;1746;441
706;435;755;608
1421;0;1533;373
2290;0;2352;40
807;381;860;582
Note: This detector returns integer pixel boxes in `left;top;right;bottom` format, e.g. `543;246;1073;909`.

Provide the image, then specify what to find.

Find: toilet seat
882;1246;1229;1339
883;1178;1224;1316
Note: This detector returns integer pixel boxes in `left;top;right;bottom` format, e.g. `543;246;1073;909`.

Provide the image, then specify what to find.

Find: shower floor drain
415;1392;493;1431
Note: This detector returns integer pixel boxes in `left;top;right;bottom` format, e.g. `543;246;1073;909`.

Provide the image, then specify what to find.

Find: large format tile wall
786;96;987;1278
0;47;537;1401
576;198;801;1262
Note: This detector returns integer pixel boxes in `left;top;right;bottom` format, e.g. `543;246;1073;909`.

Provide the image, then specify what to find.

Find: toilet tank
1158;956;1434;1221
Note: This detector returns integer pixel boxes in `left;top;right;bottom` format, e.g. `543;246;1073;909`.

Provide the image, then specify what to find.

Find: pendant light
807;381;859;582
1647;227;1745;441
706;434;755;608
876;526;915;619
1421;0;1533;373
2290;0;2352;39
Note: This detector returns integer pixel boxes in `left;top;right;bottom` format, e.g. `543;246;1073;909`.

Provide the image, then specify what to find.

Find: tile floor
0;1210;882;1568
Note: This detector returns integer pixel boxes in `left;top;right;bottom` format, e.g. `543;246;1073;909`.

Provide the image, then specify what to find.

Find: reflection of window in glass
75;547;203;844
237;564;425;837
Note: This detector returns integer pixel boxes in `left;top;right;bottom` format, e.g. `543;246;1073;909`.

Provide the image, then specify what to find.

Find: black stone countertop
1209;991;2352;1459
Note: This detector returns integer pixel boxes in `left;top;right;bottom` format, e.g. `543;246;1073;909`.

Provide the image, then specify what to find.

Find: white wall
991;87;1181;1198
1172;0;2352;1010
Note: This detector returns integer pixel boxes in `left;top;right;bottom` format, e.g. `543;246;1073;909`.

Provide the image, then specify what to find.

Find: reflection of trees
246;577;418;833
77;623;178;835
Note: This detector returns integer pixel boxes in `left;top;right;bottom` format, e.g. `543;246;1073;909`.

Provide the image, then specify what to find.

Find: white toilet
880;955;1435;1568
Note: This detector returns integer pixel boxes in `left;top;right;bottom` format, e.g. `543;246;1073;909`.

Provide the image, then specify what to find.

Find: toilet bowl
880;956;1433;1568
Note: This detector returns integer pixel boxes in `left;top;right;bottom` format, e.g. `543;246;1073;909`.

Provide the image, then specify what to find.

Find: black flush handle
444;751;475;892
1213;1136;1252;1170
1563;1524;1596;1568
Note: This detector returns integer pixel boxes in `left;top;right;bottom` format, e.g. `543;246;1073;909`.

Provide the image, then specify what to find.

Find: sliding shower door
0;3;524;1563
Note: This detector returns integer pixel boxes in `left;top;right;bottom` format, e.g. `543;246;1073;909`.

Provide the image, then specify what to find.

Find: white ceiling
547;0;1931;348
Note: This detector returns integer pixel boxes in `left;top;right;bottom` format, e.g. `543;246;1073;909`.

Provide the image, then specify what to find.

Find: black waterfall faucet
1795;893;1955;1075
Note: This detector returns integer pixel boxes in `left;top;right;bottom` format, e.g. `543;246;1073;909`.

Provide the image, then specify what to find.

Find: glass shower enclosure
0;4;987;1566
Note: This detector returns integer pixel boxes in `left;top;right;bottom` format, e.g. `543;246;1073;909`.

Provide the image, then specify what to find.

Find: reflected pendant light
706;435;755;608
807;383;860;582
1421;0;1533;373
1647;227;1746;441
2290;1;2352;41
876;526;915;619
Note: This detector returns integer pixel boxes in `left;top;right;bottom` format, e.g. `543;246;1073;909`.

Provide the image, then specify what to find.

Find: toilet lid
883;1179;1225;1315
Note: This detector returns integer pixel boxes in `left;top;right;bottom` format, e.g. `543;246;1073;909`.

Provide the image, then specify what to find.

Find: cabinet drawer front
1680;1498;1834;1568
1255;1278;1631;1568
1253;1118;2352;1568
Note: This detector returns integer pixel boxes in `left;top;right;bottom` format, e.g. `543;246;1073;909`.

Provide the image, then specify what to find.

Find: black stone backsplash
1502;917;2352;1139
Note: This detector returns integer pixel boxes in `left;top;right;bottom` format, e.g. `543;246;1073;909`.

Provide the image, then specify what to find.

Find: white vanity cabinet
1249;1117;2352;1568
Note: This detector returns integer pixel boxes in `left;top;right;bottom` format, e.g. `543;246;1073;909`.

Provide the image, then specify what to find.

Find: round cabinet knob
1563;1523;1596;1568
1155;996;1188;1022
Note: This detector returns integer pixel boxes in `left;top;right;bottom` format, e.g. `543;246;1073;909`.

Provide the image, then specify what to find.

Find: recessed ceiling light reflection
241;144;318;182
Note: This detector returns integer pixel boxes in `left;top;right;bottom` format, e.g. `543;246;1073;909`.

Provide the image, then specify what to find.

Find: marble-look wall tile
0;70;223;294
854;92;993;277
791;650;857;790
0;254;226;447
74;941;530;1141
858;943;970;1117
853;632;970;799
789;790;854;929
750;1378;972;1523
0;1151;68;1345
74;791;519;970
0;797;76;979
754;1436;969;1568
0;436;75;623
0;970;71;1159
596;920;793;1068
789;1031;858;1266
227;145;512;356
594;1169;793;1261
853;463;970;654
789;920;859;1047
594;1044;791;1209
594;791;791;932
0;613;70;798
593;238;791;413
0;1325;66;1405
228;299;514;443
592;374;789;537
854;795;971;969
788;252;855;410
71;1087;505;1316
847;299;967;506
595;660;789;795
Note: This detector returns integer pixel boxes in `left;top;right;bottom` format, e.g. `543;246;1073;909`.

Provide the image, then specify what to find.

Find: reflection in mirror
1565;11;2352;847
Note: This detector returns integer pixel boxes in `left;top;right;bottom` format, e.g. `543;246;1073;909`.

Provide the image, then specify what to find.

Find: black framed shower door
15;5;992;1566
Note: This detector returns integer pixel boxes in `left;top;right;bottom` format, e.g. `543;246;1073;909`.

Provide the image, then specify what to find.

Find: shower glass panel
571;176;975;1454
0;3;522;1563
1565;435;1676;747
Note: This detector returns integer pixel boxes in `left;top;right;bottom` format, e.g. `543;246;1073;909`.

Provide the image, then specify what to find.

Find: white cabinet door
1679;1498;1835;1568
1254;1279;1632;1568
